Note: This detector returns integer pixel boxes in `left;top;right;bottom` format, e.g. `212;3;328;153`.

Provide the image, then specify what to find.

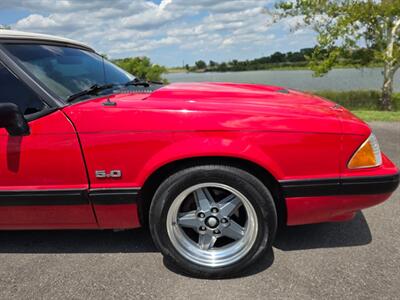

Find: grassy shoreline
314;90;400;122
313;90;399;110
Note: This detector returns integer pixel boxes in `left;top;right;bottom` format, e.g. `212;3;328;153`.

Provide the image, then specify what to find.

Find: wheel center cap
205;216;219;229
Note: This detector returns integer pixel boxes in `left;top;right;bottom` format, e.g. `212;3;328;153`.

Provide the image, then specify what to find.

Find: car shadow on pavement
274;211;372;251
0;227;157;253
0;211;371;278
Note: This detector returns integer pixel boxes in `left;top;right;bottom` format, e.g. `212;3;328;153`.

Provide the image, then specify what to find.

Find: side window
0;63;46;115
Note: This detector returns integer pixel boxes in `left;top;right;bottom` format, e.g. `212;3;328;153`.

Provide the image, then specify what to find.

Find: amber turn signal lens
348;134;382;169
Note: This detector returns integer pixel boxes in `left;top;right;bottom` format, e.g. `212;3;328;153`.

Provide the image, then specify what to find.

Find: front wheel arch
138;156;286;228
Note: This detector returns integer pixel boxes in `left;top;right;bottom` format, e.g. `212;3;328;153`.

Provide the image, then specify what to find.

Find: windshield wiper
124;79;163;87
67;83;115;103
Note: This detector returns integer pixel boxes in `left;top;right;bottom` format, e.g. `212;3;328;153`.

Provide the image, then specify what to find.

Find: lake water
165;68;400;92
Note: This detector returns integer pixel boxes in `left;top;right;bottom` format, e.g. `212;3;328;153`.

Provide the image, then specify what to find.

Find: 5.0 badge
95;170;122;178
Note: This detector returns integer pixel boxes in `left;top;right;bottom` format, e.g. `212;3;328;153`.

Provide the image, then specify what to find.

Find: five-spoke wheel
167;183;258;267
149;165;277;278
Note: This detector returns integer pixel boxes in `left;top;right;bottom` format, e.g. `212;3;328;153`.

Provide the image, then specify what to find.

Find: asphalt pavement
0;121;399;299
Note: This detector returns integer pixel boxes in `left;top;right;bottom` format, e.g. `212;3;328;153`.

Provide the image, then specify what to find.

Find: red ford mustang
0;30;398;278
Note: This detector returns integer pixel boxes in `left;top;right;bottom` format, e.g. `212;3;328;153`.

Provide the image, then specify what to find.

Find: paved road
0;122;398;299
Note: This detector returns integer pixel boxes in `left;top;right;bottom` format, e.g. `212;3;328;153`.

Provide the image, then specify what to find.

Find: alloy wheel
166;183;259;267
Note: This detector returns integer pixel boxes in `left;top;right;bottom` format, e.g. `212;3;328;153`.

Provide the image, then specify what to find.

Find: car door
0;62;97;229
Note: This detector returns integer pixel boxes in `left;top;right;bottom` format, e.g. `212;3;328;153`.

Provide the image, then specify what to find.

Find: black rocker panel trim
0;188;141;206
89;189;140;205
0;190;87;206
280;173;400;198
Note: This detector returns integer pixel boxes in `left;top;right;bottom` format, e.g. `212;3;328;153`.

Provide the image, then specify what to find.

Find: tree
217;62;228;72
0;25;11;30
195;60;207;69
209;60;218;67
270;51;286;63
276;0;400;110
114;56;166;82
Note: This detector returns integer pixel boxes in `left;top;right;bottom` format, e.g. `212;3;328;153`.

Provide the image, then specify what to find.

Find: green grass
312;90;400;122
314;90;400;111
352;111;400;122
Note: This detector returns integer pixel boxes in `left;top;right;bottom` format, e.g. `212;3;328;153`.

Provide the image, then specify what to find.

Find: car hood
64;82;370;136
146;82;335;109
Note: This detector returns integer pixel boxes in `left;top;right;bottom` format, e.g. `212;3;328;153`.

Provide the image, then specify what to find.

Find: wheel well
138;156;286;227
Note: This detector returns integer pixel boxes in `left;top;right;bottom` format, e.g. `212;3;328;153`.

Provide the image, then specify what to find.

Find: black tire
149;165;277;278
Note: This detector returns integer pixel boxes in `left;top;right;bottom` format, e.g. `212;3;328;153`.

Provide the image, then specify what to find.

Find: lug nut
221;218;228;224
197;212;205;218
213;229;220;234
211;207;219;213
199;226;206;231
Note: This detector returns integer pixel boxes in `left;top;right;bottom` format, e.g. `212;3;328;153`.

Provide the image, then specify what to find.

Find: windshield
3;44;134;102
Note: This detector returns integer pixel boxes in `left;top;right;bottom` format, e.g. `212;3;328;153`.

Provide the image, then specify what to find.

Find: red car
0;30;398;278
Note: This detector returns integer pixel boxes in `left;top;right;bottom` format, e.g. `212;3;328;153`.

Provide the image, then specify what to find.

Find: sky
0;0;315;67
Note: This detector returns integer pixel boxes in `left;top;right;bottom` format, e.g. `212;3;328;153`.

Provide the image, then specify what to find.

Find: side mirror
0;103;30;136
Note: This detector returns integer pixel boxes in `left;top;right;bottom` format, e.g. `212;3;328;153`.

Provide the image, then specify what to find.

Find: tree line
189;47;380;72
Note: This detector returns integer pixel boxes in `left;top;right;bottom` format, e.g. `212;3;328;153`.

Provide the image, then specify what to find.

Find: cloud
3;0;315;65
